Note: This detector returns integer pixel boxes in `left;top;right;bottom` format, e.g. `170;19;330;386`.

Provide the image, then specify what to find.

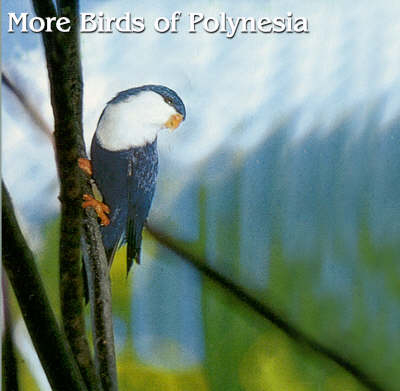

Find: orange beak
165;113;184;131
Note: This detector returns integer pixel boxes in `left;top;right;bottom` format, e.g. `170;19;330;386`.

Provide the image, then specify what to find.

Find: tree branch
31;1;118;389
3;68;118;389
2;72;54;144
29;2;100;389
146;224;384;391
81;212;118;391
2;182;87;391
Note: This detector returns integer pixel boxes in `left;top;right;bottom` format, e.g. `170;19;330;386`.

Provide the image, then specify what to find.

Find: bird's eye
164;97;173;106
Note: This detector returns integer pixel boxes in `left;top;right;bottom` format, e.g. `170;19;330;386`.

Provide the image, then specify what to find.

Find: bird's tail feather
127;217;142;275
106;244;118;267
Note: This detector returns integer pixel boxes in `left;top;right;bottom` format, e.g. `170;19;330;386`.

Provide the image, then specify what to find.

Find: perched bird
80;85;185;274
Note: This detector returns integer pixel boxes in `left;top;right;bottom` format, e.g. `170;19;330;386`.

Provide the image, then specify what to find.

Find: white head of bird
96;89;184;151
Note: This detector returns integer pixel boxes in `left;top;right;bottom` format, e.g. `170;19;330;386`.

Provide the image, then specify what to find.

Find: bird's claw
82;194;110;226
78;158;93;176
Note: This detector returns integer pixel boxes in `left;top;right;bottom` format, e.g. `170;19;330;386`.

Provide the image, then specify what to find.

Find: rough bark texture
81;214;119;391
31;1;118;389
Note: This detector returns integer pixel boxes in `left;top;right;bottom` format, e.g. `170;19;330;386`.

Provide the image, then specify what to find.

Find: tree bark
31;1;118;389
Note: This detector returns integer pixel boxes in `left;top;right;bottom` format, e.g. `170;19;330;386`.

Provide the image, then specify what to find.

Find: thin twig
31;0;117;389
2;182;87;391
2;72;54;145
146;224;385;391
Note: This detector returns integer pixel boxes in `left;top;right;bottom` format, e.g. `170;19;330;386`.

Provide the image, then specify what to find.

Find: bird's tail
127;217;142;275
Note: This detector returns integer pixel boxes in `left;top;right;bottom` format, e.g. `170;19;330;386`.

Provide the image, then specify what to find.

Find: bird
79;85;185;274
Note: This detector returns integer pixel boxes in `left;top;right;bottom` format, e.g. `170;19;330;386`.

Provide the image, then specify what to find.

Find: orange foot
78;158;92;176
82;194;110;226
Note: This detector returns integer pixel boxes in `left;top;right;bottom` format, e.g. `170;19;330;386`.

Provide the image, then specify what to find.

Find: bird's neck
95;92;170;151
96;122;159;151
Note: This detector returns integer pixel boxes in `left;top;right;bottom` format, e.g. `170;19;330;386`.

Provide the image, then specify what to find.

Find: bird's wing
126;143;158;273
91;138;158;273
91;138;130;264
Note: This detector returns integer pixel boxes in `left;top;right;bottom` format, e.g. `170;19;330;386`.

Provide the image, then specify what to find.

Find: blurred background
2;0;400;390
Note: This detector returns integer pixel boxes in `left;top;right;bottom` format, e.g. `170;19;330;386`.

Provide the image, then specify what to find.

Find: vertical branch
30;1;100;389
31;1;118;389
81;216;118;391
2;182;87;391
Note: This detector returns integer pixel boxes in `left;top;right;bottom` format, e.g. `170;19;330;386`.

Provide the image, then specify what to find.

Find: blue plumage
108;85;186;119
90;85;185;274
91;138;158;270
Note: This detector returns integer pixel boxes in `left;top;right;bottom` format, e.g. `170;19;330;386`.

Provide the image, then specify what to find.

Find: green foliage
37;218;61;319
16;350;41;391
117;349;207;391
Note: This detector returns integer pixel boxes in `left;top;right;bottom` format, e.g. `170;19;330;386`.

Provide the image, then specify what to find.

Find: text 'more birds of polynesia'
79;85;186;274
